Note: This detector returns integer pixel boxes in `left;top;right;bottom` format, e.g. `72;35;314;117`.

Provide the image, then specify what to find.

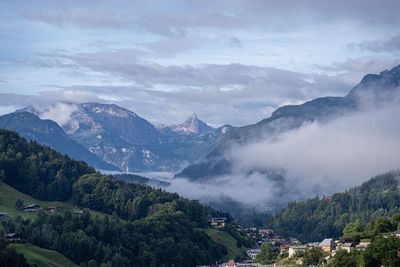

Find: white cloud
40;102;78;126
169;97;400;210
0;105;19;116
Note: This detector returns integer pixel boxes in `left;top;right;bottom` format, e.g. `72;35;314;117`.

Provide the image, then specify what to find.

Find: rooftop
320;238;334;246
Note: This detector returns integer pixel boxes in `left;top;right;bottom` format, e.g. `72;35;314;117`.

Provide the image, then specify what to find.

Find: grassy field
0;181;113;220
204;228;246;260
11;243;78;267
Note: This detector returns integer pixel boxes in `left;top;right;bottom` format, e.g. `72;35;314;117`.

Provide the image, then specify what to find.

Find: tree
0;237;30;267
331;249;361;267
364;236;400;267
15;199;24;211
256;243;278;264
303;247;324;266
365;217;396;238
342;221;365;243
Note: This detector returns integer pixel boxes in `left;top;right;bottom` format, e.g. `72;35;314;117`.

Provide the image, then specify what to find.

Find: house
259;229;273;238
268;237;286;245
5;233;21;242
307;242;320;248
337;242;354;253
210;217;226;228
395;229;400;238
0;212;9;221
23;204;41;212
223;260;236;267
319;238;335;253
288;245;307;258
280;244;290;254
246;248;261;260
46;206;62;213
356;239;371;250
73;210;84;216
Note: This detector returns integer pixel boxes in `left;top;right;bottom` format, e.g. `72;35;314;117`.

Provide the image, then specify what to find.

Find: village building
280;244;290;254
246;248;261;260
267;237;286;245
319;238;335;253
307;242;320;248
337;242;354;253
210;217;226;228
46;206;62;213
23;204;41;212
395;229;400;238
258;229;273;238
288;245;306;258
73;210;84;216
356;239;371;250
5;233;21;242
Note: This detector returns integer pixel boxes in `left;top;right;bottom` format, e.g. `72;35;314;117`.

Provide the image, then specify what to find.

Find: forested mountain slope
269;172;400;241
0;129;246;266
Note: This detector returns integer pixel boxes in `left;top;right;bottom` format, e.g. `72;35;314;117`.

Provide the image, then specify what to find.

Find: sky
1;0;400;126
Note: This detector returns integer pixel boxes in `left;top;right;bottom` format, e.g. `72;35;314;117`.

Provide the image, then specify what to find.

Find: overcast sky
1;0;399;126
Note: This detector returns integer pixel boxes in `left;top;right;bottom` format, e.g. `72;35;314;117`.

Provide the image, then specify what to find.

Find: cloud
19;0;400;33
39;50;355;92
1;60;395;126
230;105;400;192
352;32;400;53
0;105;19;116
169;94;400;210
20;1;246;36
40;102;78;126
167;173;283;211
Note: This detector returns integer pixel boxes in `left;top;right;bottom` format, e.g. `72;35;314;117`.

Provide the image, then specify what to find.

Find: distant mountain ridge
8;103;230;172
0;111;119;171
177;64;400;180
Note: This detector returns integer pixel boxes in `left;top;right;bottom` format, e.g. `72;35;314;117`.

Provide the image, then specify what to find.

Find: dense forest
269;172;400;241
0;129;239;266
0;129;94;200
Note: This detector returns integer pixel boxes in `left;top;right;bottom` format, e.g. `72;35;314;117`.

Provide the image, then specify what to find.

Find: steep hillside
268;171;400;242
10;244;78;267
0;129;245;266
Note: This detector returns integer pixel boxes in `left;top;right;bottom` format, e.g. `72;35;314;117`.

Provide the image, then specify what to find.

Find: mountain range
0;102;231;172
177;64;400;180
0;64;399;188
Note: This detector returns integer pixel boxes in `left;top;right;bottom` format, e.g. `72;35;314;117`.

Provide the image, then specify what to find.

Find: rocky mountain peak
174;113;214;134
347;63;400;100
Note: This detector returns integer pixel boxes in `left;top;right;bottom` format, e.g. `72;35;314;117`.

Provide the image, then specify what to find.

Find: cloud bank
167;101;400;210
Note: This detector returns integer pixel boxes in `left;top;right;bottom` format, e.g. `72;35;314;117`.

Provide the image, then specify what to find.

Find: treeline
0;129;94;200
0;129;234;266
269;172;400;241
72;173;227;227
2;210;226;267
